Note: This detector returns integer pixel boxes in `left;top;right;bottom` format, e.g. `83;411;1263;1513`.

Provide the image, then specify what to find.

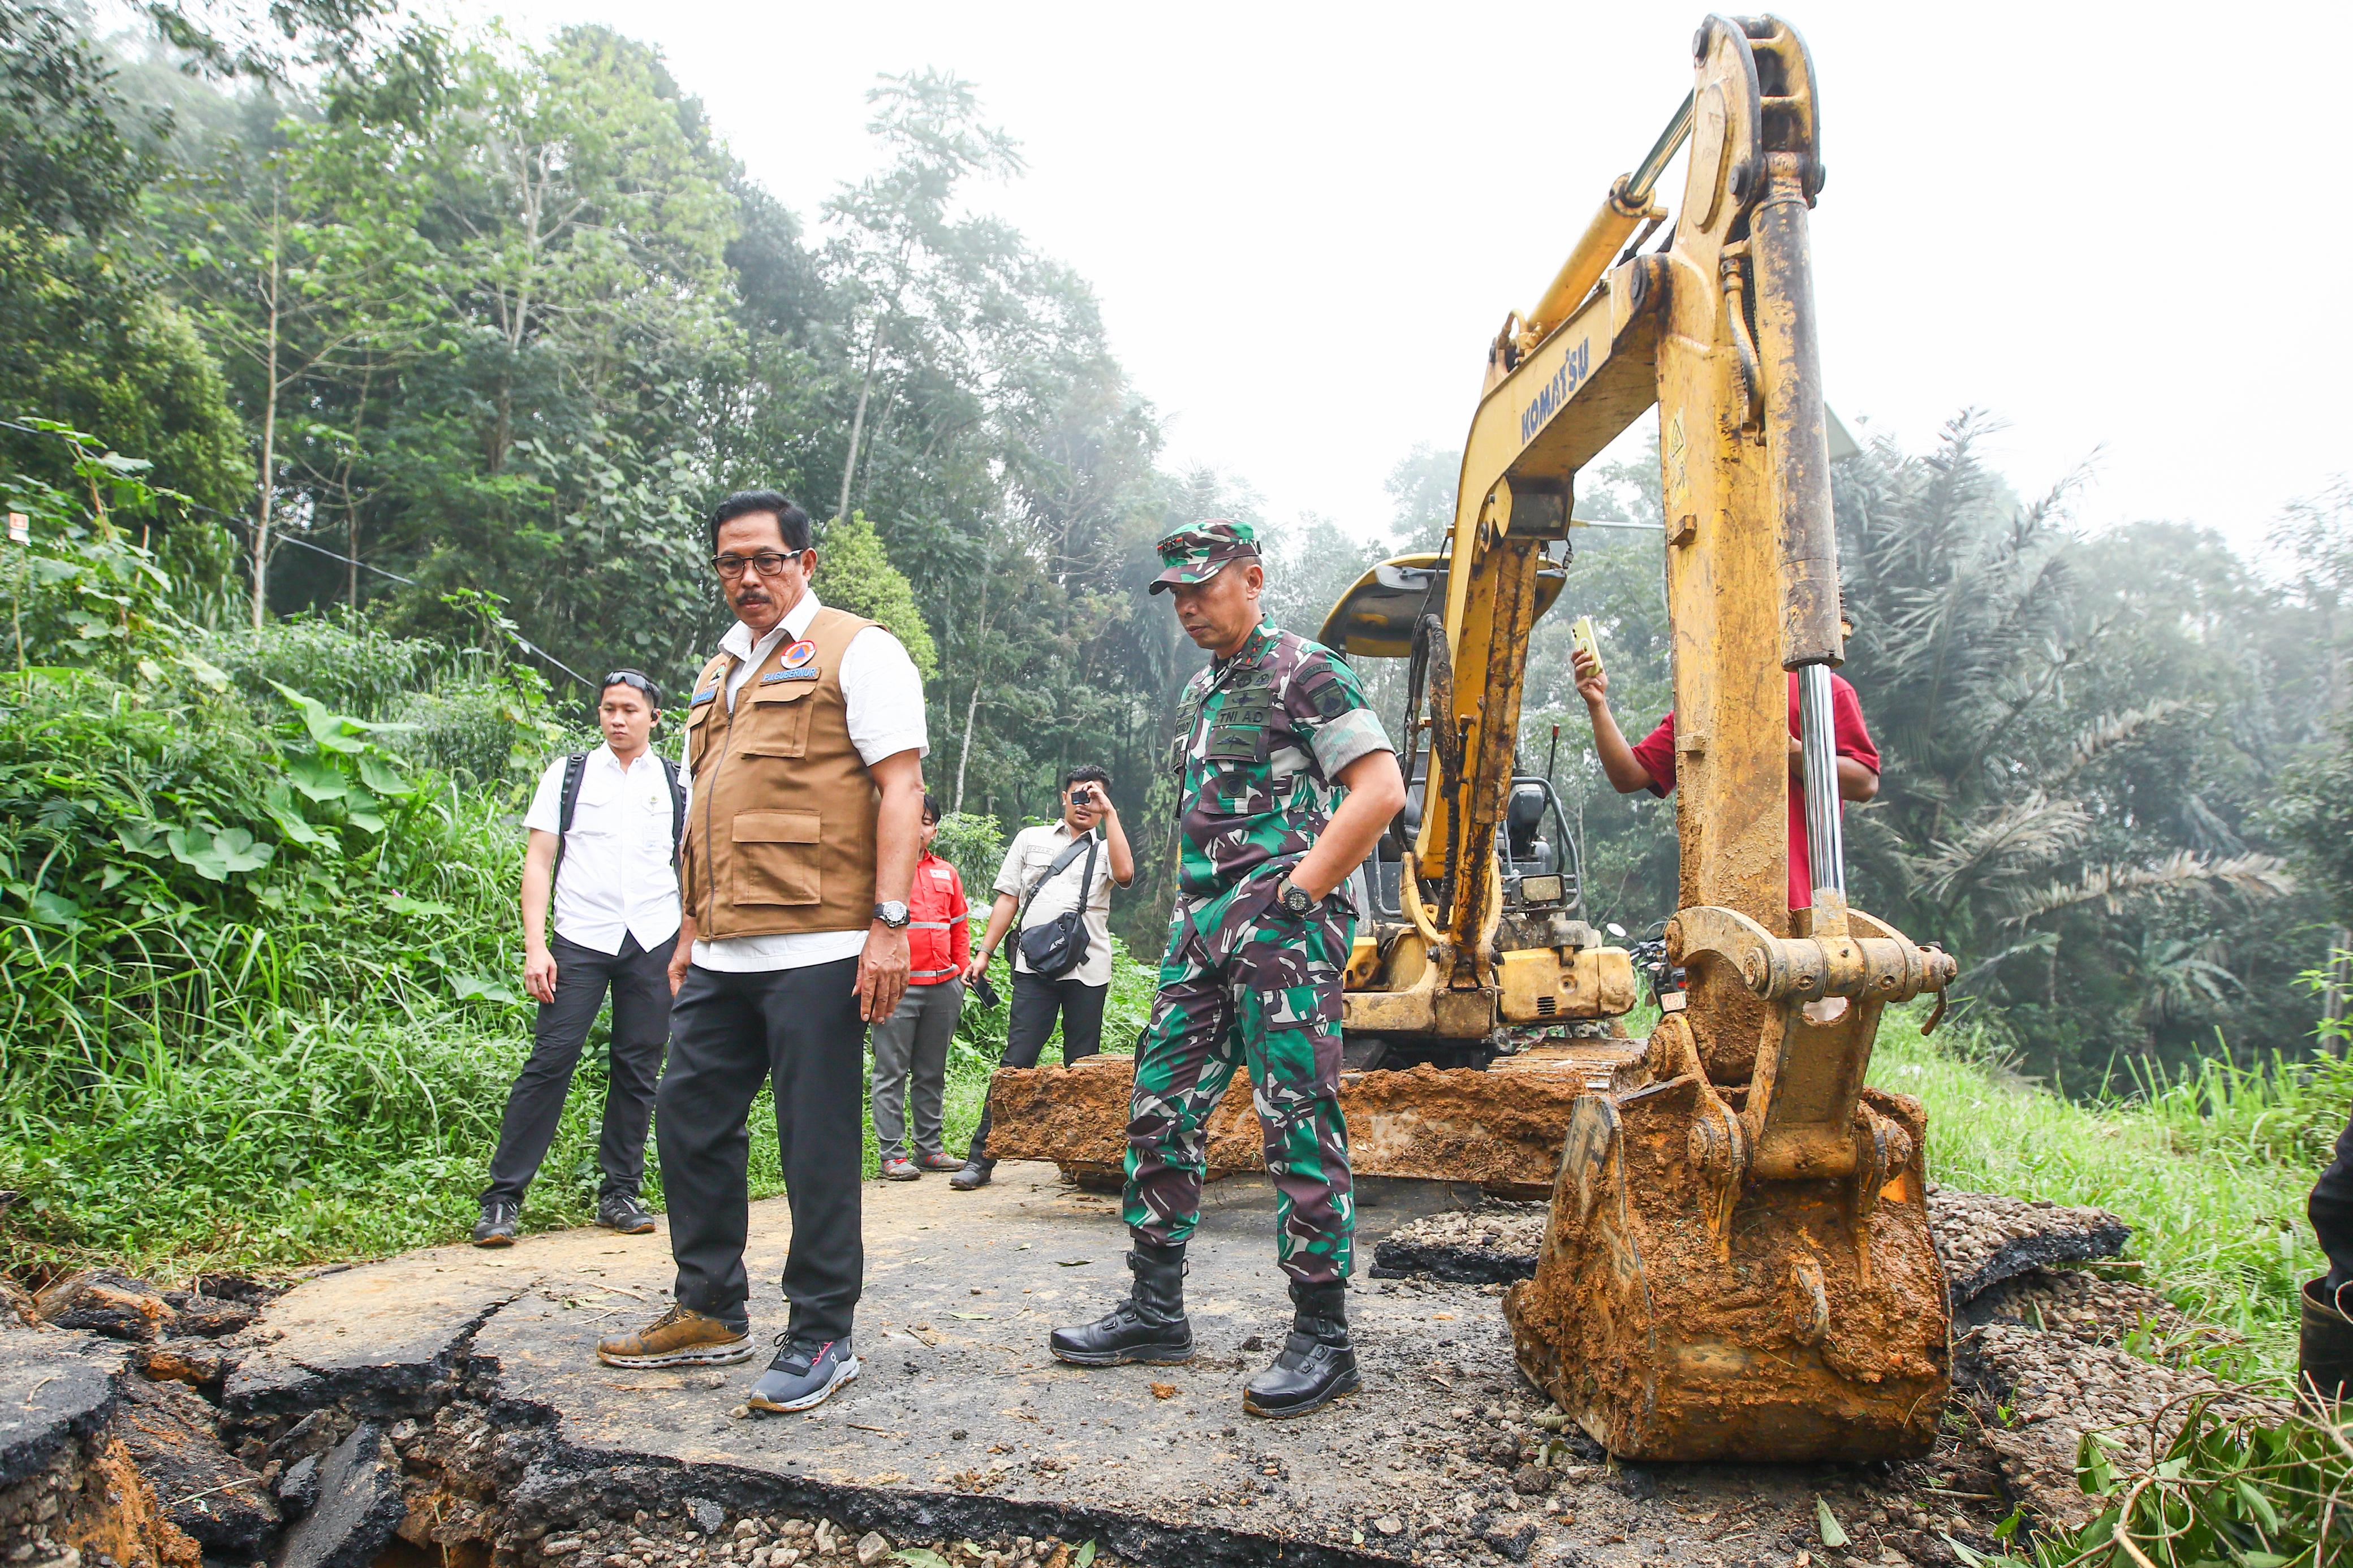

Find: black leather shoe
949;1159;994;1191
2300;1276;2353;1409
471;1199;519;1247
599;1193;656;1234
1049;1238;1195;1366
1243;1280;1360;1419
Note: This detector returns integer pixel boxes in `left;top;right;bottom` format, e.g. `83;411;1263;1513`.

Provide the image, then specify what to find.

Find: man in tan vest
597;490;926;1415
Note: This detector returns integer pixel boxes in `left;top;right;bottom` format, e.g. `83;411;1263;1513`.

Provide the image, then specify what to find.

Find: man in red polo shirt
1572;643;1879;910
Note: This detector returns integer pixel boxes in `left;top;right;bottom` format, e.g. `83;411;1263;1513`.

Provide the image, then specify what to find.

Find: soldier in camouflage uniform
1049;520;1406;1419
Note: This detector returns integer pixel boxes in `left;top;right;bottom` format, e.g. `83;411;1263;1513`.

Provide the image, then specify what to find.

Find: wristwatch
1275;876;1316;917
873;900;911;930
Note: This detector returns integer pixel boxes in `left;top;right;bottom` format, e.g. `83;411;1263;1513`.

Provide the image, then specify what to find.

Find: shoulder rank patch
1299;668;1354;720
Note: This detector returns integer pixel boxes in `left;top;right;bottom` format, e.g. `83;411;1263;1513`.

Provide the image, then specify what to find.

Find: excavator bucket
1505;1077;1949;1461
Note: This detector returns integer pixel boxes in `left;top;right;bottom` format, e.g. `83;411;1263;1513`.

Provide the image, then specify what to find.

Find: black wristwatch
1275;876;1316;917
873;900;911;930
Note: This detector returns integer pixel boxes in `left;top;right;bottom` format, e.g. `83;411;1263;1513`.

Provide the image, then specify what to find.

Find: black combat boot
1048;1237;1194;1366
2299;1276;2353;1410
1243;1279;1359;1419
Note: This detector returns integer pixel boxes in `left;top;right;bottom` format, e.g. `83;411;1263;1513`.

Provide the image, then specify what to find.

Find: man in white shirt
596;491;926;1419
476;671;683;1247
951;764;1135;1190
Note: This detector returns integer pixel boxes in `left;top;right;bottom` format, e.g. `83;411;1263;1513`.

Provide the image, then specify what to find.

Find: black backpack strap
550;753;587;887
660;755;686;861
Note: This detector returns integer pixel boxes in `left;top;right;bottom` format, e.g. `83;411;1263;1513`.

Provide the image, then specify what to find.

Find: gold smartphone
1571;615;1602;675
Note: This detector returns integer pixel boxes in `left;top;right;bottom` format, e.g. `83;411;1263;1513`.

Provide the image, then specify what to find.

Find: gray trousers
869;978;964;1161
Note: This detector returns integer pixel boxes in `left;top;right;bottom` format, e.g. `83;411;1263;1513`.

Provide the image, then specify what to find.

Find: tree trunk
835;319;884;522
953;560;990;814
341;362;373;614
252;200;282;630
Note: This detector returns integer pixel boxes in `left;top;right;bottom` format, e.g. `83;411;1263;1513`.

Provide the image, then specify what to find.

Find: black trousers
658;958;865;1340
484;931;671;1207
2312;1109;2353;1290
966;969;1107;1163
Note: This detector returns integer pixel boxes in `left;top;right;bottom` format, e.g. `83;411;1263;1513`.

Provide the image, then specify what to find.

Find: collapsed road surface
3;1167;2273;1568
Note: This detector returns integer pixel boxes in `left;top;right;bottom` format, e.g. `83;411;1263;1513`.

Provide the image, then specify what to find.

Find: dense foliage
3;0;2352;1199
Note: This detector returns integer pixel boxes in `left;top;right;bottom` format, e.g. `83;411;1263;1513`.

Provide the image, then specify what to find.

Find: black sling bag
1015;832;1099;981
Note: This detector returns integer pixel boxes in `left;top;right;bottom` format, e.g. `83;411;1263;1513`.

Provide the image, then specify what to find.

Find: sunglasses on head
601;672;660;705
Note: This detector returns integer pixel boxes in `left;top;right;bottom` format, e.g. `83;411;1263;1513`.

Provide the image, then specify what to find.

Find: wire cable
0;415;596;689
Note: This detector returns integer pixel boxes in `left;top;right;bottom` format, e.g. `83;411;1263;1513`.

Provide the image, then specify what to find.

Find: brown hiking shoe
596;1303;756;1368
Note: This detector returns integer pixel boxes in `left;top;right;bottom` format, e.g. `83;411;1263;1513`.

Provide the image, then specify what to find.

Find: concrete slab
248;1165;2007;1566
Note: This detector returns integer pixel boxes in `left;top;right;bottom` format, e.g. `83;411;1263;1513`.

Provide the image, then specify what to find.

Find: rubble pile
1924;1189;2132;1306
1955;1323;2285;1532
1962;1267;2197;1346
1367;1204;1545;1286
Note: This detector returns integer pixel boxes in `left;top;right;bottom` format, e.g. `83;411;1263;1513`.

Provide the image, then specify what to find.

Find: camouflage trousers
1123;885;1355;1285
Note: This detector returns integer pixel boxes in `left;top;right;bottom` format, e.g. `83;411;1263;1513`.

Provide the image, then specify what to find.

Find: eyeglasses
713;551;800;580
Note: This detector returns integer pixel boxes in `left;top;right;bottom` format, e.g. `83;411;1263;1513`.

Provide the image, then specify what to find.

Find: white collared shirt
522;743;682;956
995;821;1121;988
684;589;929;972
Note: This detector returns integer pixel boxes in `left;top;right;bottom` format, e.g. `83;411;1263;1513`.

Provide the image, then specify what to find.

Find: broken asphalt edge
222;1279;1408;1568
0;1336;124;1489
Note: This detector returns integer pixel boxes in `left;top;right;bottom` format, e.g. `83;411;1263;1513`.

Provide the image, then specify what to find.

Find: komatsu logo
1518;337;1592;445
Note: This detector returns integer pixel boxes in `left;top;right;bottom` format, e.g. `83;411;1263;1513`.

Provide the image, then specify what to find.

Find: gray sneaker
472;1199;519;1247
599;1193;656;1234
747;1335;860;1413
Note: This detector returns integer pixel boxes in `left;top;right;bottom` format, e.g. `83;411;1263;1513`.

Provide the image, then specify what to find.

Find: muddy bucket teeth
1504;1079;1950;1463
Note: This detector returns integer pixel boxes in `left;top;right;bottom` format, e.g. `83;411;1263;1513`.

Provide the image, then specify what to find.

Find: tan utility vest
680;606;880;939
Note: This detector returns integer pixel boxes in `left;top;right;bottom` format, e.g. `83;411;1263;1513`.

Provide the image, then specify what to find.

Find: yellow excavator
988;13;1956;1461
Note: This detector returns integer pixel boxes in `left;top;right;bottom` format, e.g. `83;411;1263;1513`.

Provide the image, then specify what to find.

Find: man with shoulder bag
951;765;1134;1190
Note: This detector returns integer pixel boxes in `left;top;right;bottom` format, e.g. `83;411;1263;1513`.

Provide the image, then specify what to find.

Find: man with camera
950;765;1135;1191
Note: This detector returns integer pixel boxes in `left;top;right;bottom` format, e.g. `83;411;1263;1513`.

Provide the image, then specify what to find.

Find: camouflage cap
1149;519;1260;594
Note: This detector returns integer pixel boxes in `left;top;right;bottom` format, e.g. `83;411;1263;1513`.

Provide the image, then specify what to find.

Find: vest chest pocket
731;809;822;907
738;681;815;758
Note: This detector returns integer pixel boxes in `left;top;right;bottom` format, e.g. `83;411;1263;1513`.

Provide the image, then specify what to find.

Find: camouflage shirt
1166;620;1393;907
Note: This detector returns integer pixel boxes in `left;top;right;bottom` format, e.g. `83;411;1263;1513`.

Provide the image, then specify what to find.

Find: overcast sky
505;0;2348;561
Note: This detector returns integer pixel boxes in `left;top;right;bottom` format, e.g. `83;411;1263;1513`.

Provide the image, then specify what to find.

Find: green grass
1871;1011;2328;1377
0;652;2331;1356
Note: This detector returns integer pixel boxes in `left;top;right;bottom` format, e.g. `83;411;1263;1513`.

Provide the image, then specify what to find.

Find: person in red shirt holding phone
1572;639;1879;911
869;794;971;1181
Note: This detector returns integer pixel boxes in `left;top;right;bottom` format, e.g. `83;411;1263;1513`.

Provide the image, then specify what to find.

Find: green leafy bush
207;614;448;723
1959;1400;2352;1566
